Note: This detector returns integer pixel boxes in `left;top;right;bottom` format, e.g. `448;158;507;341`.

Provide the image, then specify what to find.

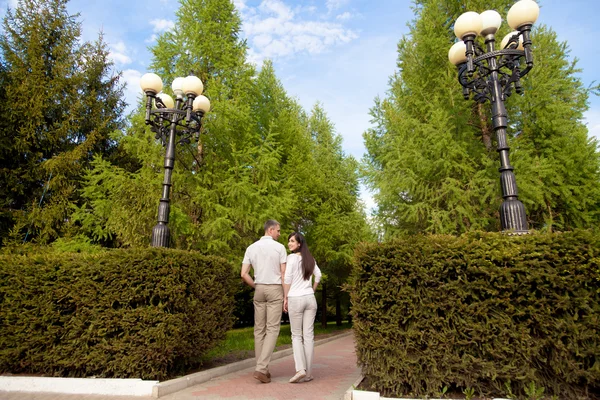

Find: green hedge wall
0;248;235;380
348;230;600;399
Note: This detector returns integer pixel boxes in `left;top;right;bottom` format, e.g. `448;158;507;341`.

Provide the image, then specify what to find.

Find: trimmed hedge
0;248;235;380
348;230;600;399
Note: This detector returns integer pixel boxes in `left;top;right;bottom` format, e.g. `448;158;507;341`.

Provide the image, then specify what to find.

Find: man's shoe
289;369;306;383
266;371;271;379
303;375;313;382
253;371;271;383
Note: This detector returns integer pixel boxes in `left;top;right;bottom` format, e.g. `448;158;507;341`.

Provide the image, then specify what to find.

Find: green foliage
0;248;235;380
50;235;104;254
72;154;159;247
362;0;600;237
463;387;476;400
524;381;545;400
0;0;126;244
348;230;600;399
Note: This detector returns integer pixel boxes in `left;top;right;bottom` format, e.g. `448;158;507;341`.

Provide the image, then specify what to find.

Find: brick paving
0;333;361;400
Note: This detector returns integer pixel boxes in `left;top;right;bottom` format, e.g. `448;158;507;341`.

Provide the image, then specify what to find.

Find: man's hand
283;297;288;313
240;263;255;288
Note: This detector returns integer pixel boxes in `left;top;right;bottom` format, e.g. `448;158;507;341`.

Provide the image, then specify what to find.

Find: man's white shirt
242;236;287;284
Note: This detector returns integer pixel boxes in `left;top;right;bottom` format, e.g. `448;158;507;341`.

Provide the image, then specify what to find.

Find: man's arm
241;263;255;288
280;262;286;282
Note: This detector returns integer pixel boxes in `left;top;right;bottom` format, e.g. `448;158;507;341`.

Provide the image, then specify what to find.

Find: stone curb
343;374;365;400
152;330;354;398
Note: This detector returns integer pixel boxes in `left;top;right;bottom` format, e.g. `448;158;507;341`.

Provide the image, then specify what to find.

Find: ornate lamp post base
152;223;171;247
500;198;528;234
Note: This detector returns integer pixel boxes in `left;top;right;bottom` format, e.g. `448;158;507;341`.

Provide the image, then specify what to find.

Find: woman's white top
284;253;321;297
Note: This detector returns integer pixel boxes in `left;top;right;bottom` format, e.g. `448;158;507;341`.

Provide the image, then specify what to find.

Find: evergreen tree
0;0;125;245
362;0;600;236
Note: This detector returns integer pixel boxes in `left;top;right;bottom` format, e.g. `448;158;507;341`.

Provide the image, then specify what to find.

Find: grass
201;321;352;362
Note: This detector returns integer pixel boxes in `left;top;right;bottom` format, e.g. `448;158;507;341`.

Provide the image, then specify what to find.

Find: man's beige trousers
253;284;283;374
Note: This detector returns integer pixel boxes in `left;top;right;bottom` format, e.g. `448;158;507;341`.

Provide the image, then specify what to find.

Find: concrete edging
152;330;354;398
0;376;158;397
343;374;365;400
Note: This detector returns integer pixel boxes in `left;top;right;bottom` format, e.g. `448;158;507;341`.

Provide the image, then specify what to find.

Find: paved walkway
0;333;361;400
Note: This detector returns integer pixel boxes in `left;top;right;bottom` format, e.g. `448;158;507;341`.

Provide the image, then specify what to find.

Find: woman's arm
283;254;296;312
313;263;322;291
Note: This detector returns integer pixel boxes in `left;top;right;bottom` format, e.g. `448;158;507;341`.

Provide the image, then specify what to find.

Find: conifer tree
0;0;125;244
363;0;600;236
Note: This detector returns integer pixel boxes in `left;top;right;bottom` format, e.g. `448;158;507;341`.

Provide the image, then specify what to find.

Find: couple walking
240;219;322;384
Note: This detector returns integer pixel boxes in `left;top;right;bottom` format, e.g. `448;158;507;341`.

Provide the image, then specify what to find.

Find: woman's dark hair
288;232;315;280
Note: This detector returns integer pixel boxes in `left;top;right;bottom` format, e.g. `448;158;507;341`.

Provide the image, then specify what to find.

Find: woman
283;232;322;383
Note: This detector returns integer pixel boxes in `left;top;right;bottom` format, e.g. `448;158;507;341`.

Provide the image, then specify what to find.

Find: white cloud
121;69;143;110
259;0;294;20
233;0;247;12
240;0;358;64
326;0;349;13
584;108;600;143
253;33;273;48
145;34;159;44
150;18;175;33
336;12;353;21
109;41;132;65
360;185;377;215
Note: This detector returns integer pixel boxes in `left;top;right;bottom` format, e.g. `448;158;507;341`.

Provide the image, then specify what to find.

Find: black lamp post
448;0;540;234
140;73;211;247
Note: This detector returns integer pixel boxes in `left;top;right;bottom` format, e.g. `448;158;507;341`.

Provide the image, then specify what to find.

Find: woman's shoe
289;369;306;383
303;375;314;382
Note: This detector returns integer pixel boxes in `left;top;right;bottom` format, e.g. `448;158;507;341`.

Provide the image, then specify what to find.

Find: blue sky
1;0;599;211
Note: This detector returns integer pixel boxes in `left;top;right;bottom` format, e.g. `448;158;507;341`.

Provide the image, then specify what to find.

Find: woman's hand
283;297;288;313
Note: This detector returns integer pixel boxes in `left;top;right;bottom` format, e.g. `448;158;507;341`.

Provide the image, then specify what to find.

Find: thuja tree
0;0;125;245
362;0;600;236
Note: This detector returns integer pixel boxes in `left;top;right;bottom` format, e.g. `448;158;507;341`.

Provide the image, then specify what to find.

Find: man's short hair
264;219;280;232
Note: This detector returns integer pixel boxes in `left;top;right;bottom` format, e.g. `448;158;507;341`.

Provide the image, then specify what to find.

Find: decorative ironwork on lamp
140;73;211;247
448;0;540;234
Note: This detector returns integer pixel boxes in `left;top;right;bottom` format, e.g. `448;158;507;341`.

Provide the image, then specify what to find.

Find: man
241;219;287;383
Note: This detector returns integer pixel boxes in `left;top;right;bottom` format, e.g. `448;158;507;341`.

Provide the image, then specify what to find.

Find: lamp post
140;73;211;247
448;0;539;234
